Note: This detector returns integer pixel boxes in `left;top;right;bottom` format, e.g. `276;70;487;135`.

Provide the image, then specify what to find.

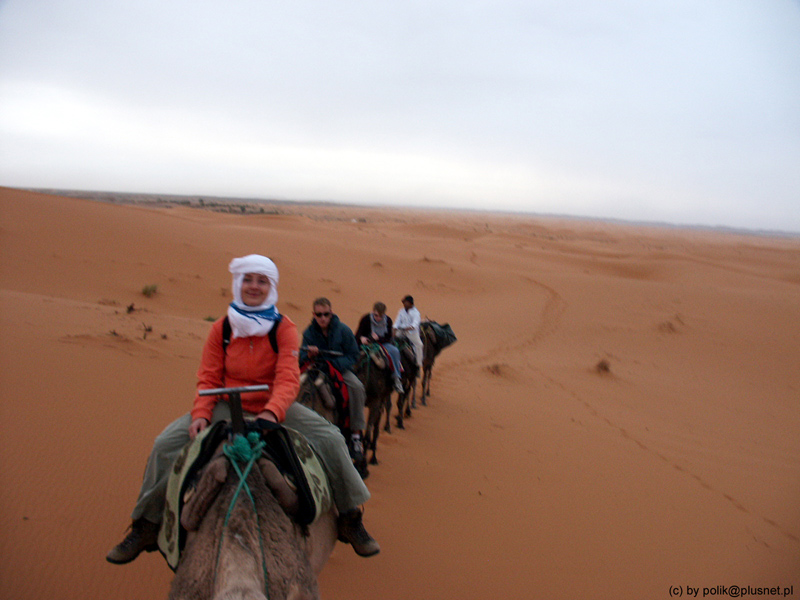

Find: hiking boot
106;518;159;564
337;509;380;557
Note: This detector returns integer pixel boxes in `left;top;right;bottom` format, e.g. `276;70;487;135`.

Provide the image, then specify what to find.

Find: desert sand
1;187;798;599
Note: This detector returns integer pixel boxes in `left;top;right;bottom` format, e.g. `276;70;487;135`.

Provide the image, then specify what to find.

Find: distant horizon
18;185;800;239
2;1;798;235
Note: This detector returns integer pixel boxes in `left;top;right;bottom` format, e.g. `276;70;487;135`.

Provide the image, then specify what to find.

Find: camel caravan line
299;319;457;473
158;320;456;599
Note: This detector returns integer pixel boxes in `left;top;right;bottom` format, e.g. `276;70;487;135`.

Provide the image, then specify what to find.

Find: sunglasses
314;311;331;318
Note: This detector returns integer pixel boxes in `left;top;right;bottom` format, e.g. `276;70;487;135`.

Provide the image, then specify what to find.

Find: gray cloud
1;0;799;231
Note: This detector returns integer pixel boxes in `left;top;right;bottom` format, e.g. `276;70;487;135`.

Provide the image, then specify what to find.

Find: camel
353;344;394;466
296;363;338;428
390;341;418;431
420;321;457;400
168;439;337;600
296;360;369;477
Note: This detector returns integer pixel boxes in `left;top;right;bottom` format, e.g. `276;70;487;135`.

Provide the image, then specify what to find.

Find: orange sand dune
1;187;798;599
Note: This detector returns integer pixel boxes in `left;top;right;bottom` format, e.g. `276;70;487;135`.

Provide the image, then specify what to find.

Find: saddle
301;360;350;430
395;338;417;363
362;343;393;372
157;420;332;571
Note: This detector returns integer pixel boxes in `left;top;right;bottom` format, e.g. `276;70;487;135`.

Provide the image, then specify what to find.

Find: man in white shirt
393;295;423;368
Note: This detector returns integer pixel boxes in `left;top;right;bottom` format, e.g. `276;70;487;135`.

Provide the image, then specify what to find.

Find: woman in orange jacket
107;254;379;564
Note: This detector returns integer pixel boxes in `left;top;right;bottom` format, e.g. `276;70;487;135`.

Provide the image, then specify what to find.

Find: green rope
213;431;270;597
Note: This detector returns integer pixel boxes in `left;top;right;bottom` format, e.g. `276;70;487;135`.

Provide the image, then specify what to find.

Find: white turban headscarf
227;254;280;339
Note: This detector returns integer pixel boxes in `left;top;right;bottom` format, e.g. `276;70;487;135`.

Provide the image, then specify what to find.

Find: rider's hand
257;409;278;423
256;409;279;432
189;417;209;440
307;345;320;358
371;333;379;341
360;336;369;345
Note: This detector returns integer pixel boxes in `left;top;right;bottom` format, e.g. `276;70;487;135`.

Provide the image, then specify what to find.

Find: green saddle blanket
157;422;332;570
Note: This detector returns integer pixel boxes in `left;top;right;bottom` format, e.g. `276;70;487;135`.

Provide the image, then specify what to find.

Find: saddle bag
159;420;229;570
426;321;457;349
255;420;328;526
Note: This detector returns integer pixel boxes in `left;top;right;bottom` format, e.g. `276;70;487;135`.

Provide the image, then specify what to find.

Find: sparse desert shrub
142;284;158;298
595;359;611;374
485;363;504;376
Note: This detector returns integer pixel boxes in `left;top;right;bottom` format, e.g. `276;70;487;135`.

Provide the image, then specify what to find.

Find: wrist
257;409;278;423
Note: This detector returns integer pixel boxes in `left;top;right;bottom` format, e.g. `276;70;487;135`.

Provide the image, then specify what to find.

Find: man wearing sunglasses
300;297;368;475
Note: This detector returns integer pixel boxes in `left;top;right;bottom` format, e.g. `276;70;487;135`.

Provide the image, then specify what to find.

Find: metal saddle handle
198;384;270;437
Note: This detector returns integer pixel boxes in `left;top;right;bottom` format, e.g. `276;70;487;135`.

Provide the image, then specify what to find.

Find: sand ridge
1;187;798;599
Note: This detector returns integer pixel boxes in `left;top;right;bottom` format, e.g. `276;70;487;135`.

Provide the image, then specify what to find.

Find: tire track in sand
431;275;798;546
539;372;799;545
438;275;568;373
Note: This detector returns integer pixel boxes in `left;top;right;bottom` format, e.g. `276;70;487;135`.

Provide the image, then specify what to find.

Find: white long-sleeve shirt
393;306;421;333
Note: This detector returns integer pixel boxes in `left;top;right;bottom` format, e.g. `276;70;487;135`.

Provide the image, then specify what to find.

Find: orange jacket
192;316;300;423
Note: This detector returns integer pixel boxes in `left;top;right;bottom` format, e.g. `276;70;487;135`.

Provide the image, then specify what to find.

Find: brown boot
337;509;380;557
106;518;159;564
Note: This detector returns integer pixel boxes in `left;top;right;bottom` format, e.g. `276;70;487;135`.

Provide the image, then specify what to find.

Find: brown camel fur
420;322;442;402
353;345;393;466
296;368;337;426
168;452;337;600
391;342;418;431
296;364;367;477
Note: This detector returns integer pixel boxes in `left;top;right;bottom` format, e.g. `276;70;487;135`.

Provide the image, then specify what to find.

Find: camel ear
258;458;300;517
181;456;228;531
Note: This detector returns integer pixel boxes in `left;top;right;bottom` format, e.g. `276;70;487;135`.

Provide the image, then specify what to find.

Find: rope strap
214;431;270;597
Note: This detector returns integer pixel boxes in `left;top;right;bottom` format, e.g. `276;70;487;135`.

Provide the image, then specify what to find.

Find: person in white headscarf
228;254;280;332
191;255;290;433
107;254;379;565
393;295;423;368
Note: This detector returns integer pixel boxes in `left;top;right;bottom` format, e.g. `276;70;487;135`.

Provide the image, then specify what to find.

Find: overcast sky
1;1;799;231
